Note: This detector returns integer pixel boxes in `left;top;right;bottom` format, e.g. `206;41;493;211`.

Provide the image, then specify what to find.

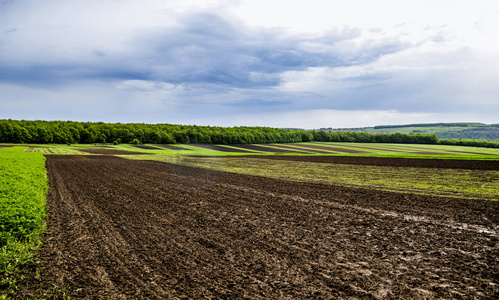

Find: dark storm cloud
133;14;408;87
0;12;408;89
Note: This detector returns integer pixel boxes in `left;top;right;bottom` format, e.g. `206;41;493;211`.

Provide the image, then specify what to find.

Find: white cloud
230;0;499;48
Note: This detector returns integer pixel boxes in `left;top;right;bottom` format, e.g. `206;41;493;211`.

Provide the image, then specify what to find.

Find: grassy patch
123;155;499;200
23;146;86;155
0;147;48;296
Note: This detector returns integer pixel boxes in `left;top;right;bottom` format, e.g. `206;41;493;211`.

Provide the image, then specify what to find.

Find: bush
130;139;141;145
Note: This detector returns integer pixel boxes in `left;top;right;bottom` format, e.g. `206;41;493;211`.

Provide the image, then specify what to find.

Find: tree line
0;119;497;148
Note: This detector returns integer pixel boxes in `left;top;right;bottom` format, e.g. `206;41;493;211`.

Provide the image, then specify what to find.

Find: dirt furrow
16;155;499;299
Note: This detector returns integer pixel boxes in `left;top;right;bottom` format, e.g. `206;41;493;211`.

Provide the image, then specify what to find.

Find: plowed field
250;155;499;170
17;155;498;299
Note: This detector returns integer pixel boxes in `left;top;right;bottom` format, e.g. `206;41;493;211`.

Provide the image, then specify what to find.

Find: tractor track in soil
15;155;499;299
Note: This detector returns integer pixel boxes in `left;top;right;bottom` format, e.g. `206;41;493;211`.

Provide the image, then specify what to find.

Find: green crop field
0;147;48;293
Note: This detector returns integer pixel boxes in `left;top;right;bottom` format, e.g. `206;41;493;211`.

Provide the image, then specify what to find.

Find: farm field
1;142;499;298
123;155;499;200
10;154;499;299
11;142;499;158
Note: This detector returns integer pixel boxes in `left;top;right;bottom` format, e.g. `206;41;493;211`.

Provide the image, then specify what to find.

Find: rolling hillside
321;123;499;140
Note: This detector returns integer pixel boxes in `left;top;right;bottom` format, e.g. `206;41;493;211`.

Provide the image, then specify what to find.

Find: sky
1;0;498;128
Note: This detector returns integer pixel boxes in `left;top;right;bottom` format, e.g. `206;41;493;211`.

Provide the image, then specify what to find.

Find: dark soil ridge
14;155;499;299
244;155;499;170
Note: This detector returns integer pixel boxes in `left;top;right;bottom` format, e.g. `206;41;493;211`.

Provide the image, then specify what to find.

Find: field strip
165;171;498;237
189;144;254;153
269;144;334;154
125;155;499;200
235;144;310;153
333;143;499;155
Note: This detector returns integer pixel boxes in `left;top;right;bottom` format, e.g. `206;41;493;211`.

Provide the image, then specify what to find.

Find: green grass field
0;147;48;292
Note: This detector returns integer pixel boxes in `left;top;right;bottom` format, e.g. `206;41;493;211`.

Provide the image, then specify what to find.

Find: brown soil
191;144;253;153
77;149;147;155
14;155;499;299
155;145;191;150
247;155;499;171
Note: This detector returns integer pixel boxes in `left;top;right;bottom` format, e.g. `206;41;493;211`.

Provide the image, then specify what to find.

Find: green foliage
0;147;47;292
130;138;141;145
438;138;499;148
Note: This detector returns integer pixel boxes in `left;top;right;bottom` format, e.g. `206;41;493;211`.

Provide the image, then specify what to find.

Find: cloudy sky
1;0;498;128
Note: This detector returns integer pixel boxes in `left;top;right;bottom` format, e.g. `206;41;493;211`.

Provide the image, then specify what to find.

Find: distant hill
320;123;499;140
